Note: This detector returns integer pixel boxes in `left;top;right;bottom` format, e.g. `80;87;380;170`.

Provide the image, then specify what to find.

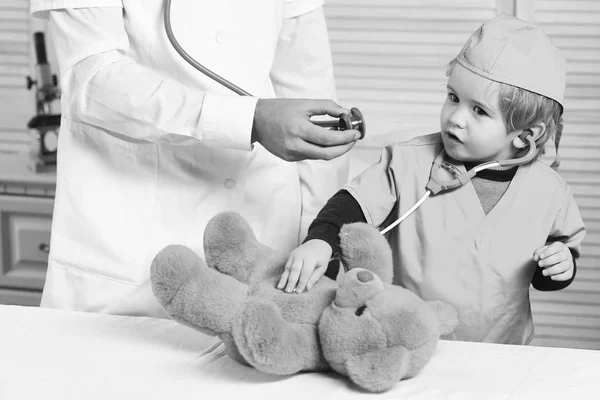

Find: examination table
1;304;598;399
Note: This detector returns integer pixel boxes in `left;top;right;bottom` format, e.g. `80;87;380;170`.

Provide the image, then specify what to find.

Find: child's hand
277;239;333;294
533;242;574;281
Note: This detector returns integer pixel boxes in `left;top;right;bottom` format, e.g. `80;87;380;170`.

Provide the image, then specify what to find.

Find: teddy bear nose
335;268;385;308
357;270;373;283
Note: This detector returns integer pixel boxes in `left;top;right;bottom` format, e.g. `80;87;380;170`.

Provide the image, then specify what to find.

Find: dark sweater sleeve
531;250;577;291
303;189;367;256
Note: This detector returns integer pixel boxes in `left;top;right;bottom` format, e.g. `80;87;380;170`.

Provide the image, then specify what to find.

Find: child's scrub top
343;133;586;345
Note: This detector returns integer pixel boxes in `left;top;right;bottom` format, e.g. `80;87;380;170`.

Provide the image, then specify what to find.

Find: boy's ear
512;122;547;149
529;121;547;142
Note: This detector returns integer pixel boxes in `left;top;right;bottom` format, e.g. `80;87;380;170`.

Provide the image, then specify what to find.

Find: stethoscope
379;132;539;234
162;0;539;236
162;0;366;139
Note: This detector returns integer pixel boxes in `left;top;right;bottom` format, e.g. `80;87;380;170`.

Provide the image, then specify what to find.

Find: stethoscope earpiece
518;129;533;141
513;136;527;149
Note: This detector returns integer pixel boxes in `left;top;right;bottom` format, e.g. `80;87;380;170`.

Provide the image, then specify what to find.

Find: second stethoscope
162;0;366;139
379;132;539;234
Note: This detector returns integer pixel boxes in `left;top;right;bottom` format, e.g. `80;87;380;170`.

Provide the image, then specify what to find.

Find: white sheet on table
0;305;598;400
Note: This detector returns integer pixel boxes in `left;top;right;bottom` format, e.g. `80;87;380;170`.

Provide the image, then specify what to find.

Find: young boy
277;14;586;345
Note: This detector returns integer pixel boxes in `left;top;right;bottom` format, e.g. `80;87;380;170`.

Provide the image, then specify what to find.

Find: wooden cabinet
0;154;56;306
0;195;54;306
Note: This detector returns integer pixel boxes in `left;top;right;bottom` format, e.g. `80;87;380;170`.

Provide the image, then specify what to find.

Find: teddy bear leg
403;338;438;379
339;223;394;284
219;333;250;366
233;298;327;375
203;212;287;283
151;244;246;337
346;346;410;393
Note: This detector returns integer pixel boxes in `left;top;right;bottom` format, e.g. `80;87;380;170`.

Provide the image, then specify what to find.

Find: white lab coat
30;0;349;317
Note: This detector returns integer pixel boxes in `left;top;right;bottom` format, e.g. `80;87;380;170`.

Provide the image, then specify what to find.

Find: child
277;14;586;345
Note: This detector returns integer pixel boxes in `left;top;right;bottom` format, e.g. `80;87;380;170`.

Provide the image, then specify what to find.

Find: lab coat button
215;32;227;44
224;179;236;189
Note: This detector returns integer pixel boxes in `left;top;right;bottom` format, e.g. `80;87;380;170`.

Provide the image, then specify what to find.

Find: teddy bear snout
356;270;373;283
335;268;385;308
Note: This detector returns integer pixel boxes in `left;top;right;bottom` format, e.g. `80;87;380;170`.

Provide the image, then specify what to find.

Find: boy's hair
446;59;563;159
497;83;563;158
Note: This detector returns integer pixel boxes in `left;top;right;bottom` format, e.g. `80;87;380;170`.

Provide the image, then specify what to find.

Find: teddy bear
150;211;458;392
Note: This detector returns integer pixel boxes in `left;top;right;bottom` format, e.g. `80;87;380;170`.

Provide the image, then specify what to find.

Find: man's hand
252;98;361;162
277;239;333;293
533;242;574;281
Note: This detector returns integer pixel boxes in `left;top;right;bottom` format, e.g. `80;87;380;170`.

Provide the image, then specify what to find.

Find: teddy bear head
316;223;458;392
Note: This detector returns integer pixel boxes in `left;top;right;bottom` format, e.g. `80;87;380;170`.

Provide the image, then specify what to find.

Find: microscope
26;31;61;173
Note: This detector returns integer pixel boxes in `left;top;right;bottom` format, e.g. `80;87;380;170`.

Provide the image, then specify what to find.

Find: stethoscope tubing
379;191;431;235
379;134;538;235
163;0;252;96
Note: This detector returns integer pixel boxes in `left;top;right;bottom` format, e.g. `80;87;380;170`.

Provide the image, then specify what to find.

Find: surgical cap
456;14;566;109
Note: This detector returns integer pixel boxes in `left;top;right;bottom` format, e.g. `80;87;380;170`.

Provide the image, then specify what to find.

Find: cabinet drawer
0;288;42;306
0;196;54;291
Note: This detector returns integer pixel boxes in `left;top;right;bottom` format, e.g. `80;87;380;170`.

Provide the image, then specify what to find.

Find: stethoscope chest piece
425;151;476;195
312;107;367;140
341;108;366;140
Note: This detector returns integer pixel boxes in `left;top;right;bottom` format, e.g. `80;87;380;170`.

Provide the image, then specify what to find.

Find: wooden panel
0;195;53;291
528;0;600;350
0;0;32;150
324;0;500;146
0;287;42;306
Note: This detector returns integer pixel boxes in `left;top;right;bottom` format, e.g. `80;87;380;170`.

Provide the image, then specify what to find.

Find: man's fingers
304;99;350;118
291;136;358;161
267;125;358;162
303;122;361;147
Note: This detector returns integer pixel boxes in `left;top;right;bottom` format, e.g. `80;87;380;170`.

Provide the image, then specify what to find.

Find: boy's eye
448;93;459;103
474;106;487;116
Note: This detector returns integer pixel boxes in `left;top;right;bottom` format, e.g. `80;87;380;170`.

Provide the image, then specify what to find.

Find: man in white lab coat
30;0;358;317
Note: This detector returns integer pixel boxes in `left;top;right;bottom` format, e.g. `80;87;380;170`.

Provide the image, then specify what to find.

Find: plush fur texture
150;211;458;392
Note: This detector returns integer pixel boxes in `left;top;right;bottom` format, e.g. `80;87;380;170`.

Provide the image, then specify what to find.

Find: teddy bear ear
345;346;409;393
339;222;394;284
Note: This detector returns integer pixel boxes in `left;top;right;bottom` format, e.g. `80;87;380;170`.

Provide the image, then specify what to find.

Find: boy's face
440;63;521;163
